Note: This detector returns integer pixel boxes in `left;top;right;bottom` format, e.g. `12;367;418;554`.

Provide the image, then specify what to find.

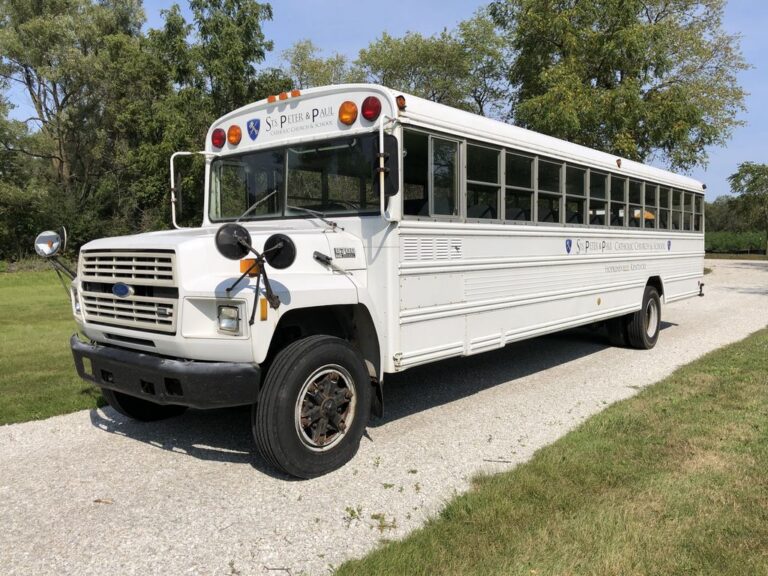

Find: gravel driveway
1;259;766;576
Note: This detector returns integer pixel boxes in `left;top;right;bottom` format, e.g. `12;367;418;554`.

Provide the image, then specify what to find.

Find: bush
705;230;766;253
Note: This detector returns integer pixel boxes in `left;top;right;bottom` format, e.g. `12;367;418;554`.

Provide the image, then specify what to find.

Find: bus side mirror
34;230;64;258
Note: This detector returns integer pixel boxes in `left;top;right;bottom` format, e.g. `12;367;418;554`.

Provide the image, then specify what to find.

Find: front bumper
71;334;261;409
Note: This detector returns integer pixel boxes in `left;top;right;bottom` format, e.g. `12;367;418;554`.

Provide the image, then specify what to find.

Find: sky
9;1;767;201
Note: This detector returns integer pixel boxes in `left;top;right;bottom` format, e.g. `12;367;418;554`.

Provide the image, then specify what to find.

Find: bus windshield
209;133;382;221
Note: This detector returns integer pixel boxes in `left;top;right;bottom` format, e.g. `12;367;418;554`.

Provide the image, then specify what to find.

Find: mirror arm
224;238;281;313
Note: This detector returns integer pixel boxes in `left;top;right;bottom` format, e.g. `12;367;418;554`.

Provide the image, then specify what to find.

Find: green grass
705;253;768;260
0;270;102;425
337;329;768;576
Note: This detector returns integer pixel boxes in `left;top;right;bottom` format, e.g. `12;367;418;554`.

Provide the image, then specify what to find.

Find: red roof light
211;128;226;148
361;96;382;121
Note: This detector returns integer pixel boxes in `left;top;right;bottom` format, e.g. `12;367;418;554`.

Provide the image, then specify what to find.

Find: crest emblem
247;118;260;140
565;239;572;254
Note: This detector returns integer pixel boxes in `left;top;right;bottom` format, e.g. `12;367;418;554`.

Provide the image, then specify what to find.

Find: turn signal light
361;96;382;121
240;258;260;277
211;128;226;148
338;101;358;125
227;125;242;145
267;95;277;103
278;92;289;101
290;89;301;97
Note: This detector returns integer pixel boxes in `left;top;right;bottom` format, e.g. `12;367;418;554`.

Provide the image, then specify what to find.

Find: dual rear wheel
607;285;662;350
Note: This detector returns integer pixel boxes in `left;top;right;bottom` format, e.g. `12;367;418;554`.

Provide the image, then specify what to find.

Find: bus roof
210;83;705;193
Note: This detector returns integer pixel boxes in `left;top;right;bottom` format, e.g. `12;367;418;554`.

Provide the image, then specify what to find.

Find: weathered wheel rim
645;298;659;338
294;364;357;452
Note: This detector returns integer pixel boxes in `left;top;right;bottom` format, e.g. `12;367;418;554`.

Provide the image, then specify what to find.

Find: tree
357;30;472;109
189;0;276;116
728;162;768;255
490;0;748;170
282;40;363;89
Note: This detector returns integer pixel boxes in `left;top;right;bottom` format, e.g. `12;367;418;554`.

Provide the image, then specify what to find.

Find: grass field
0;270;102;425
337;328;768;576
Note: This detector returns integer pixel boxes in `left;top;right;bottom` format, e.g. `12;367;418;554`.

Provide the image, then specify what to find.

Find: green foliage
728;162;768;254
356;11;510;116
0;0;278;257
705;231;764;253
490;0;748;170
282;39;364;89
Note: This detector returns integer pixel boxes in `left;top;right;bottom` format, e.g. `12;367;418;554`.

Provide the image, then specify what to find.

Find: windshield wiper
236;189;278;222
286;205;342;231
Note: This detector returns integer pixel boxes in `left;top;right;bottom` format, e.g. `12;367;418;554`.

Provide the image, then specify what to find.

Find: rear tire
626;286;661;350
101;388;187;421
606;317;629;347
253;335;371;478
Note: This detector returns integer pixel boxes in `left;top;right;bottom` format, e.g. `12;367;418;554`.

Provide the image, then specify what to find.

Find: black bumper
70;334;261;409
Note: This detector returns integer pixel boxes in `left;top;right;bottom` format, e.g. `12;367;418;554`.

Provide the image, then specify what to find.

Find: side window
589;171;607;225
565;166;586;224
628;180;642;228
644;183;658;229
403;130;429;216
610;176;626;226
505;152;533;221
684;192;694;231
671;189;683;230
659;187;671;229
431;138;459;216
538;159;562;223
466;144;500;220
694;194;703;232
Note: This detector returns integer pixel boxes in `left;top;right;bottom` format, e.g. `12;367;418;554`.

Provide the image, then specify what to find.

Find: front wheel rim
294;364;357;452
645;298;659;338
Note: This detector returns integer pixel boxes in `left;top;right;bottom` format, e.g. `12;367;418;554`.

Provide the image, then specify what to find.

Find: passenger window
538;159;562;223
644;183;657;229
431;138;458;216
610;176;626;226
505;152;533;221
589;171;607;225
658;187;671;229
565;166;586;224
628;180;642;228
403;130;429;216
467;144;500;219
671;189;683;230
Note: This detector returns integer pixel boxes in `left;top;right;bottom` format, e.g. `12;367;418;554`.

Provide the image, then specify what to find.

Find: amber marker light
267;95;277;103
278;92;289;101
338;101;358;125
260;297;268;321
290;89;301;97
227;125;242;145
240;258;260;277
396;95;407;110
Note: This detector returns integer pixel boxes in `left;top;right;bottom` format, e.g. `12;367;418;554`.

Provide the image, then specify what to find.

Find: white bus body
51;84;704;477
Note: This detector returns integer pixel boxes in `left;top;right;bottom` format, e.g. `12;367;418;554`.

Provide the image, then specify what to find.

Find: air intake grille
79;250;178;334
80;250;175;286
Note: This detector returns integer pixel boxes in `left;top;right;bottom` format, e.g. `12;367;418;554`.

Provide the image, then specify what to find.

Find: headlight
71;288;81;315
217;305;240;333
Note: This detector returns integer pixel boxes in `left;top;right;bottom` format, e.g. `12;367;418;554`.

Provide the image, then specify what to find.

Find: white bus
36;84;705;478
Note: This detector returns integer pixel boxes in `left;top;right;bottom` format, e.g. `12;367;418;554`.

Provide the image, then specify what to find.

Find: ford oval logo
112;282;134;298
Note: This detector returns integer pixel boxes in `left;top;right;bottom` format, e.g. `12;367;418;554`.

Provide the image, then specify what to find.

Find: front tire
626;286;662;349
101;388;187;421
253;335;372;478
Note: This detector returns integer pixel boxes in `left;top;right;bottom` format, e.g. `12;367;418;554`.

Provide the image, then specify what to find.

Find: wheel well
647;276;664;298
265;304;381;381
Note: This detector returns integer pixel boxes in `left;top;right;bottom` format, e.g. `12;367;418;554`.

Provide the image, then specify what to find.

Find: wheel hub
295;365;356;452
